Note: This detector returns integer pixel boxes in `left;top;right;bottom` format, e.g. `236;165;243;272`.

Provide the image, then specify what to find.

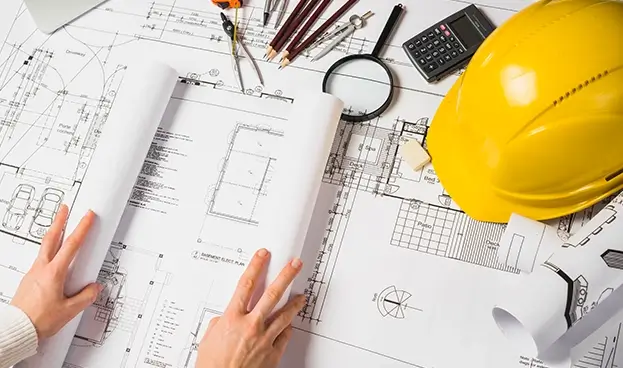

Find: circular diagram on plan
377;286;413;319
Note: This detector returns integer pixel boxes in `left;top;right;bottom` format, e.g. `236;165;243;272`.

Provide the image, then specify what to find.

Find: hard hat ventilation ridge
552;70;610;107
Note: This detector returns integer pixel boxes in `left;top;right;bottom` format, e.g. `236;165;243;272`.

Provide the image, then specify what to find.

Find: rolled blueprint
493;192;623;364
18;61;178;368
254;93;344;311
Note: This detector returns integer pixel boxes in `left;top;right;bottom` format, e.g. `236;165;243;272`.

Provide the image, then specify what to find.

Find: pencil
281;0;359;67
264;0;308;58
269;0;319;60
281;0;332;61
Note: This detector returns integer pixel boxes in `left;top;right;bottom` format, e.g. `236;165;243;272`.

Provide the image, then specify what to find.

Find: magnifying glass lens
324;58;392;119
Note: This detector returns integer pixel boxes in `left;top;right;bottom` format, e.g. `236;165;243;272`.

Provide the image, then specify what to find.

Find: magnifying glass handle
372;4;404;57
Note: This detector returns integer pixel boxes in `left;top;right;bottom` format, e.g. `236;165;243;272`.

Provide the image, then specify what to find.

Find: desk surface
1;0;619;368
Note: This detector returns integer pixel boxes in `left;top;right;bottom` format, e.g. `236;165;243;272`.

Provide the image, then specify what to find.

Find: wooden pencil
264;0;308;58
268;0;320;60
281;0;359;68
280;0;332;61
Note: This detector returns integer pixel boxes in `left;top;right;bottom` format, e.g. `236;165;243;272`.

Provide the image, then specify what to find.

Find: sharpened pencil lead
267;50;277;61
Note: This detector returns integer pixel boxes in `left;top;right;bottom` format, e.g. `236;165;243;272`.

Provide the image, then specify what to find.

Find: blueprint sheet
1;0;622;367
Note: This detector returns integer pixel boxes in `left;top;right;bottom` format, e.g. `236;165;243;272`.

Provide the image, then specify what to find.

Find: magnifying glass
322;4;405;123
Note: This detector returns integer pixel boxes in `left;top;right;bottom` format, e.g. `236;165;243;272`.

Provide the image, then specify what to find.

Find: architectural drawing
205;124;282;225
64;242;171;368
376;285;422;319
574;323;622;368
8;1;614;368
563;206;617;248
180;308;222;368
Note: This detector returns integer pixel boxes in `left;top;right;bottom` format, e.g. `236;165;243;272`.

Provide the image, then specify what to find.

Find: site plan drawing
1;0;621;367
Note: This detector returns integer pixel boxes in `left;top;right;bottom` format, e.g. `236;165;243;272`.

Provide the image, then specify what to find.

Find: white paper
498;214;563;273
494;193;623;365
256;92;343;311
7;1;623;368
17;61;178;367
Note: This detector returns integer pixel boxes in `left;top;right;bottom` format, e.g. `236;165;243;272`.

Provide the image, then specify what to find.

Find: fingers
273;324;293;356
38;204;69;263
266;295;306;340
252;258;302;320
226;249;270;315
53;210;96;271
65;282;103;317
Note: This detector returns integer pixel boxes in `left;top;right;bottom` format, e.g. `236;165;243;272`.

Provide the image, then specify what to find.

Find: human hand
196;248;306;368
11;204;102;339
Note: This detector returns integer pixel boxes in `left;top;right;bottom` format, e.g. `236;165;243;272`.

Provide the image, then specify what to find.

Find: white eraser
400;139;431;171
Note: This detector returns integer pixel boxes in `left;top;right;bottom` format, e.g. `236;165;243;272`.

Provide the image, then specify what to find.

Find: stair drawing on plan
574;323;622;368
205;124;283;225
65;242;171;368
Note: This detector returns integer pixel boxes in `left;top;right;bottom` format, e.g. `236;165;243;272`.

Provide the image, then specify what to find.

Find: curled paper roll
254;92;344;312
493;192;623;363
18;61;178;368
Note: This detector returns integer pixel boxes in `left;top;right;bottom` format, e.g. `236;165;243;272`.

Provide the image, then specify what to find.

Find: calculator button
427;32;435;39
457;47;465;54
451;50;458;58
445;43;452;50
425;54;433;62
438;58;446;65
444;54;452;61
433;39;440;47
407;43;416;50
418;58;426;65
426;43;434;50
439;47;446;54
440;24;447;31
444;30;451;37
434;28;441;35
439;35;446;42
421;35;428;43
419;47;428;54
413;51;421;58
453;42;460;49
415;39;423;47
426;62;438;71
432;51;440;58
449;36;456;42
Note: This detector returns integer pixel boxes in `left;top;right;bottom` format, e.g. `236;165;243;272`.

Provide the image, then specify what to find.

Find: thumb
66;283;103;316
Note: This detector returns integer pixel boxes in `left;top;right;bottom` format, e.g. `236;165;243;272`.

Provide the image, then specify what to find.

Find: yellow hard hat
427;0;623;223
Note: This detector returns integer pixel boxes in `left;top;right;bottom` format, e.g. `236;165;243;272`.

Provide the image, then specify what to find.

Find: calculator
402;5;496;82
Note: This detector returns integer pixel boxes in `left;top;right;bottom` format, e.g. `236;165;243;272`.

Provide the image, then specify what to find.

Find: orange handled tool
211;0;242;9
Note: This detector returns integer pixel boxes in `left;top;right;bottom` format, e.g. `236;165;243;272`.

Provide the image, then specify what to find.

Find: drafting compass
221;12;264;92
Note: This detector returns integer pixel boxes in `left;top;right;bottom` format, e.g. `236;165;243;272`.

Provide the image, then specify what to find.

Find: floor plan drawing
64;241;171;368
574;322;622;368
204;124;282;226
8;0;616;368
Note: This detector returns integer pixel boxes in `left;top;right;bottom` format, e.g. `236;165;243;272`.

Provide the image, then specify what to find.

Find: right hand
11;205;102;339
196;248;306;368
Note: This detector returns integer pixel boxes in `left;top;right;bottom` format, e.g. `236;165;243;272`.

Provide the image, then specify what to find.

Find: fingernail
291;258;302;269
257;248;268;258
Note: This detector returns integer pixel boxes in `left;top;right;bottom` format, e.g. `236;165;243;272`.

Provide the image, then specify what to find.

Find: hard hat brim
428;79;602;223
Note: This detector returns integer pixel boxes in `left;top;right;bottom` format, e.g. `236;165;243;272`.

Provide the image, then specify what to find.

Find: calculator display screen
448;15;483;48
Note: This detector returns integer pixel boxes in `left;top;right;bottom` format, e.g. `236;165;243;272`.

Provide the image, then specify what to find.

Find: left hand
11;205;102;339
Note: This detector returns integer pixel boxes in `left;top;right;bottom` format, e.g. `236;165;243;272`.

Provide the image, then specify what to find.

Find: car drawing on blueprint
2;184;36;231
29;188;64;239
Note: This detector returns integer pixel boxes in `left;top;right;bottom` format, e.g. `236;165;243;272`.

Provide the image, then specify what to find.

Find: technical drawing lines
205;124;282;225
602;250;623;270
563;206;617;248
574;322;622;368
376;285;422;319
182;307;222;368
391;199;518;273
